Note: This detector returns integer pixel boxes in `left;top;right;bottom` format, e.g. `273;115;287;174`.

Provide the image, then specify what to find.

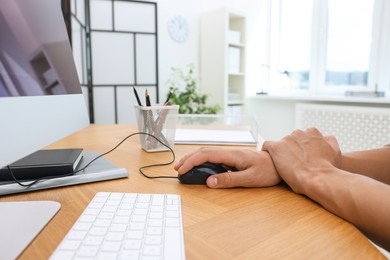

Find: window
265;0;390;95
325;0;373;88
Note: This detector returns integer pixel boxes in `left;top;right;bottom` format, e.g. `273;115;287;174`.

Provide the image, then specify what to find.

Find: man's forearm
340;147;390;184
304;167;390;251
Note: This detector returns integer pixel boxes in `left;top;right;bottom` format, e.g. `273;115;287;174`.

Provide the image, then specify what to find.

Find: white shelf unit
200;8;246;115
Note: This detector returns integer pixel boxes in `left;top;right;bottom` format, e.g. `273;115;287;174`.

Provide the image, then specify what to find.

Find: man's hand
262;127;342;194
174;147;281;188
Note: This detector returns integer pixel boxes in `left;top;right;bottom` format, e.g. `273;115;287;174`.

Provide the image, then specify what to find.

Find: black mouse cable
136;134;178;180
6;132;178;188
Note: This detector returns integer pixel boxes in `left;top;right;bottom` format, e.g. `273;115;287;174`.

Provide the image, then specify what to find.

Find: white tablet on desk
0;201;60;259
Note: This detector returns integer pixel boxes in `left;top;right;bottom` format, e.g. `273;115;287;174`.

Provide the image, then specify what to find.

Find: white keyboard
50;192;185;260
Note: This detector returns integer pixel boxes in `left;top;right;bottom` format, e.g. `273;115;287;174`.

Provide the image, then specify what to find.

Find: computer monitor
0;0;90;258
0;0;90;169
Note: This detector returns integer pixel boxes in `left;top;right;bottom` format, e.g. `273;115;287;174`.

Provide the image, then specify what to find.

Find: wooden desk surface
1;125;384;259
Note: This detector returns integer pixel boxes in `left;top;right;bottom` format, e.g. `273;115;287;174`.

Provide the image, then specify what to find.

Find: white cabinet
200;8;246;114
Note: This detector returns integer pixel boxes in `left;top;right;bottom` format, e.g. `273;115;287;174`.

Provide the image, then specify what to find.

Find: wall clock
168;15;189;43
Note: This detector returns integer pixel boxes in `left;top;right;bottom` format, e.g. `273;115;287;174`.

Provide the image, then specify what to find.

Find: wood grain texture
1;124;385;259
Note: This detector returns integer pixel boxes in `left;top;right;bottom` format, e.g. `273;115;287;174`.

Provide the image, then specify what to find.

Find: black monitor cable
6;132;178;188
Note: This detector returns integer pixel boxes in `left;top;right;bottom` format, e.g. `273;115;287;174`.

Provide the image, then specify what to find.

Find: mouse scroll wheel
202;168;217;174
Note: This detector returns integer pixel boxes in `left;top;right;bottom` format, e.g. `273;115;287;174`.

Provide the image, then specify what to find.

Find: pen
133;87;142;106
145;89;151;106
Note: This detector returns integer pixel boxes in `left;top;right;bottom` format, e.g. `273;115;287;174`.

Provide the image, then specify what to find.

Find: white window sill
248;92;390;105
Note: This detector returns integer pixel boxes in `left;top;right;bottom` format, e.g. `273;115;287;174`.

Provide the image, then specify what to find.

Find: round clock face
168;16;189;43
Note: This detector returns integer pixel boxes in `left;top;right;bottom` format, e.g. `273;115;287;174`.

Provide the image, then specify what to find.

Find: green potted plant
166;64;220;114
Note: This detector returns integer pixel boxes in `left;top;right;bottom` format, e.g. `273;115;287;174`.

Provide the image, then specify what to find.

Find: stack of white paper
175;128;256;146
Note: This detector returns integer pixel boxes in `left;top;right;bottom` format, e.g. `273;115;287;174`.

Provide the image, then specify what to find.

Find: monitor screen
0;0;89;168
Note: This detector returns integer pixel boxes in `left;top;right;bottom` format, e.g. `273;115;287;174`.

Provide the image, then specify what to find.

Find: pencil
145;89;151;106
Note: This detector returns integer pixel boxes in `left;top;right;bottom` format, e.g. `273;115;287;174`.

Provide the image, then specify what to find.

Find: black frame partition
62;0;159;124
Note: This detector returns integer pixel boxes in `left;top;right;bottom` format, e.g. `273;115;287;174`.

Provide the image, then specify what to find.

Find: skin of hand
174;147;281;188
261;127;342;194
262;127;390;251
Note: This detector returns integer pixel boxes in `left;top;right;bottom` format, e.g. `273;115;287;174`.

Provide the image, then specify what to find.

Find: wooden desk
1;125;384;259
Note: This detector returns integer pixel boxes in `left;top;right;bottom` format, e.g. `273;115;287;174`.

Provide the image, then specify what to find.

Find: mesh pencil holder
134;105;179;152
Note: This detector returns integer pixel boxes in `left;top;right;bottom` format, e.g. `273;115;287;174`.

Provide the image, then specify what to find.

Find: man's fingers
206;170;263;189
304;127;322;136
325;135;339;150
262;140;277;153
207;171;240;188
174;148;211;173
175;147;243;174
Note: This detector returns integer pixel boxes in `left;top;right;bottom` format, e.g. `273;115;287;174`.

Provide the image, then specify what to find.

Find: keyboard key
124;240;142;250
66;230;87;240
73;222;92;231
119;250;139;259
102;241;121;252
113;216;130;224
111;223;127;232
60;240;81;250
77;245;99;257
127;230;144;240
148;219;163;227
132;215;147;222
84;236;104;246
150;212;164;219
99;212;115;219
137;194;151;202
50;251;74;259
145;235;162;245
143;245;161;256
89;227;108;236
106;232;125;241
164;228;184;259
89;202;104;209
147;227;162;235
79;215;96;223
94;219;111;227
96;252;117;260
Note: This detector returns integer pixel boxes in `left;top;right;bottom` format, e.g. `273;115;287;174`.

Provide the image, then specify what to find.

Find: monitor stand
0;201;61;259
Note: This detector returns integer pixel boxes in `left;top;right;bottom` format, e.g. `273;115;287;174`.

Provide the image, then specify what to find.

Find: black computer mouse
178;162;227;185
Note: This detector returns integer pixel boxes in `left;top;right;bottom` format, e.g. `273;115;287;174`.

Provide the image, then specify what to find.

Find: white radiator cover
295;103;390;152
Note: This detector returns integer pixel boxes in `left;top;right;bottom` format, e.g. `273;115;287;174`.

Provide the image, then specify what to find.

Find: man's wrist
300;166;340;199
